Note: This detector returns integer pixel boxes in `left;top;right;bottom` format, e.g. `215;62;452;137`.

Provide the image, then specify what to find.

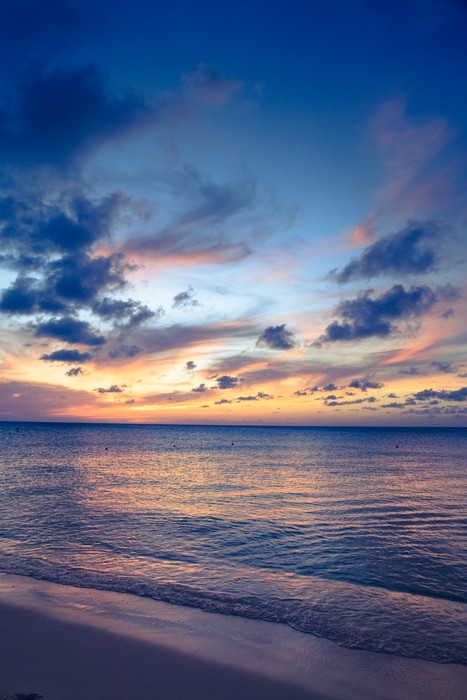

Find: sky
0;0;467;426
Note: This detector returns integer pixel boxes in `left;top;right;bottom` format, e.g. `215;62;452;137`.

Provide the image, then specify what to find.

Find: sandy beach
0;573;466;700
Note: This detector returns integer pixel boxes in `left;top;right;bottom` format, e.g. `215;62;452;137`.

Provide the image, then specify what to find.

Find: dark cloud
216;375;239;389
330;221;444;283
185;361;196;370
322;383;337;392
414;386;467;402
172;286;199;309
48;252;130;304
191;383;207;393
348;377;384;392
399;366;421;376
256;324;298;350
431;361;455;373
0;189;158;357
317;284;443;343
0;64;150;168
40;348;93;363
236;391;273;402
293;386;322;396
325;396;378;407
35;317;106;346
0;191;124;259
0;267;105;316
65;366;84;376
214;398;232;405
95;385;123;394
0;193;139;321
108;344;143;359
0;276;39;314
92;297;156;326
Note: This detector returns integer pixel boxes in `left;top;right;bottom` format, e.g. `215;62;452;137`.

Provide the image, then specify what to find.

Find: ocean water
0;422;466;665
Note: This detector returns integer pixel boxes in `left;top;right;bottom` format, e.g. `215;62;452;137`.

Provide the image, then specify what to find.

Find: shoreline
1;573;467;700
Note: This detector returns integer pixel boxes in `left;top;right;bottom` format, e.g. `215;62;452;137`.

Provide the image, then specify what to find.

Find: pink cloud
347;97;461;248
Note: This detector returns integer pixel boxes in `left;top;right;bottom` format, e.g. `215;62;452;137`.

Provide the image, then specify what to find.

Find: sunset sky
1;0;466;426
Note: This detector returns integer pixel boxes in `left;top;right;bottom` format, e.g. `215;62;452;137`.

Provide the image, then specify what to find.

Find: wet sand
1;573;466;700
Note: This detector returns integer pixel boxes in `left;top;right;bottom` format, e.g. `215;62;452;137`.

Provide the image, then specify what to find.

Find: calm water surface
0;422;466;664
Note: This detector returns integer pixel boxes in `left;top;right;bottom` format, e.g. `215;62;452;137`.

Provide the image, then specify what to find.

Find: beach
1;574;466;700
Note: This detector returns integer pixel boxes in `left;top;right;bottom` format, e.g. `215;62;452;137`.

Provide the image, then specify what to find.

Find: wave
1;556;466;667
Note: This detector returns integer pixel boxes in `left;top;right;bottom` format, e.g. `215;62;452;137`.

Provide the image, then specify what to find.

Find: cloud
0;252;134;317
366;96;455;220
122;167;259;264
129;320;256;357
431;361;455;373
214;398;232;405
0;377;93;420
181;64;242;108
108;344;143;359
48;252;131;304
185;361;196;370
441;307;455;319
0;64;150;168
35;317;106;346
92;297;156;327
322;383;338;392
65;366;84;376
256;324;298;350
0;189;158;358
0;191;124;261
191;383;207;393
0;276;39;314
94;385;124;394
348;377;384;392
317;284;445;343
172;286;199;309
330;221;443;283
399;366;421;376
414;386;467;402
40;348;93;363
325;396;378;407
215;375;239;389
236;391;273;402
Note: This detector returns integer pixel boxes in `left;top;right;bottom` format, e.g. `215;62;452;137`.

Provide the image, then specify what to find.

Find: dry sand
0;573;466;700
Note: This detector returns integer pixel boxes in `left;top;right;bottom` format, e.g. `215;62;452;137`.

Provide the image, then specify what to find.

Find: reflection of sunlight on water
1;423;466;663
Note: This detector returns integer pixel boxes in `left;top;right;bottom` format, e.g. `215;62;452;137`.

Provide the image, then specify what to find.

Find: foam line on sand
0;573;466;700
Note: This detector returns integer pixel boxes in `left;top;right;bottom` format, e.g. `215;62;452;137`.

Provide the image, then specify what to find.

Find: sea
1;422;466;665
